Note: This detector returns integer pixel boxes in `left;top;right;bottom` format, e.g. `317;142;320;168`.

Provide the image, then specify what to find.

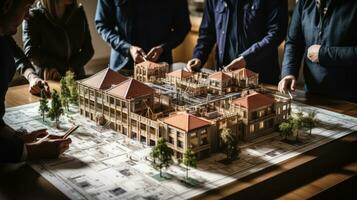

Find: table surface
1;81;357;200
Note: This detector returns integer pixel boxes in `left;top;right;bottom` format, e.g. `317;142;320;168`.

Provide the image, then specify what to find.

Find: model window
168;136;174;144
259;121;264;129
250;124;255;133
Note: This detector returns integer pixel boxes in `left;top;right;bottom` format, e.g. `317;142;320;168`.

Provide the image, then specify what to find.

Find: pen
288;91;293;100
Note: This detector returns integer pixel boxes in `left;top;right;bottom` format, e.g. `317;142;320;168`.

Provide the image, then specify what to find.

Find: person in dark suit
0;0;71;163
279;0;357;102
186;0;288;85
95;0;191;75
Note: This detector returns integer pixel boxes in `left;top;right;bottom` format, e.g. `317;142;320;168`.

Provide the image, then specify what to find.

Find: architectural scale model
5;65;357;199
78;63;291;160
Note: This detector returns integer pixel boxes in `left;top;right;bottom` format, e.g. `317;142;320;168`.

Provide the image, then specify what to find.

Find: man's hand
307;45;321;63
278;75;296;94
130;45;146;64
224;56;246;71
185;58;202;72
28;74;50;96
19;129;48;143
44;68;61;81
26;137;72;160
146;46;164;62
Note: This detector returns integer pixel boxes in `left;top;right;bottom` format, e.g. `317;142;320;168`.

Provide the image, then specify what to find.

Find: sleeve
0;128;24;163
7;36;35;76
161;0;191;51
95;0;131;55
240;0;288;67
281;0;306;79
22;14;67;75
69;7;94;79
192;0;217;66
319;46;357;67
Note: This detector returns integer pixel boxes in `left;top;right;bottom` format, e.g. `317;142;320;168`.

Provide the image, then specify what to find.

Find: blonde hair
40;0;77;18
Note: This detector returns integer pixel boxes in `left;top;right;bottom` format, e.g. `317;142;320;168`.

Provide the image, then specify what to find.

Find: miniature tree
70;82;79;105
60;77;71;111
292;111;304;141
150;138;173;177
39;90;50;122
65;71;79;105
220;128;239;163
65;71;75;88
48;89;63;128
302;111;318;135
279;118;294;140
183;148;197;180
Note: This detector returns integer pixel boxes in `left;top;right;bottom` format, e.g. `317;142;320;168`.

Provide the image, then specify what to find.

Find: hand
224;56;246;71
28;74;50;96
185;58;202;72
130;45;146;64
307;45;321;63
146;46;164;62
19;129;48;143
44;68;61;81
26;137;72;160
278;75;296;94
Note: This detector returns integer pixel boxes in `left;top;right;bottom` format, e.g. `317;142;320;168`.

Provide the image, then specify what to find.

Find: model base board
4;101;357;200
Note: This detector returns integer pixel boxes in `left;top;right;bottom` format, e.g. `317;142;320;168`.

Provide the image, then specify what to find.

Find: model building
78;64;291;160
134;61;169;83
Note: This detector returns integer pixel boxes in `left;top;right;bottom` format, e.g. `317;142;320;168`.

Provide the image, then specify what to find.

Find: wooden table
1;82;356;200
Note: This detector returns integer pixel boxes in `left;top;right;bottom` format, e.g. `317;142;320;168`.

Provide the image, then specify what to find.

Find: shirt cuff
23;68;37;81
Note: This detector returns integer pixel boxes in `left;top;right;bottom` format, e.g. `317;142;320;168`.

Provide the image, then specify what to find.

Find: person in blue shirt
279;0;357;103
186;0;288;85
95;0;191;75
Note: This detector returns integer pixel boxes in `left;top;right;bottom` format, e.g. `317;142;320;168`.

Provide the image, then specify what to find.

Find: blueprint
4;102;357;200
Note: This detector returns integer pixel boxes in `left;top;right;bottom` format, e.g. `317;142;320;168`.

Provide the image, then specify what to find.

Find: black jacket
0;36;25;163
23;3;94;79
282;0;357;102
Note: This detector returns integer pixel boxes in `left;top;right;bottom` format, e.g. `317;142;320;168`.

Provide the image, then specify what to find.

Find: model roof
106;78;155;99
167;69;193;79
232;92;275;110
163;112;211;132
81;68;128;90
232;68;258;78
136;61;168;69
209;71;232;81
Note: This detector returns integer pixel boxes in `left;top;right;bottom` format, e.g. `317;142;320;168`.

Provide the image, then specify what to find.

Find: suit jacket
193;0;288;84
95;0;191;71
282;0;357;102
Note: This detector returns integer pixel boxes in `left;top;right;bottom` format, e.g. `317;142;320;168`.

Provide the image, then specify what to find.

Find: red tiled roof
81;68;128;90
232;68;258;78
232;92;275;110
167;69;193;79
107;78;154;99
163;112;211;132
209;71;232;81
